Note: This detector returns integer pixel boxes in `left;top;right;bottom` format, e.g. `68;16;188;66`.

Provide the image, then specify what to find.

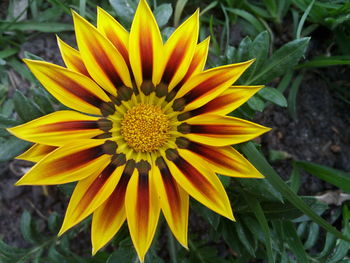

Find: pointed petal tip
14;179;24;186
91;247;97;256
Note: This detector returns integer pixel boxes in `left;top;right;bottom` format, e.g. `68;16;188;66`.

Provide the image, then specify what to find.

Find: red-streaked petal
181;115;271;146
173;60;254;112
176;138;263;178
8;111;106;146
15;140;112;185
129;0;164;88
162;10;199;91
57;36;90;76
16;144;57;163
153;157;189;248
181;37;210;82
125;161;160;262
165;149;234;220
97;7;130;68
178;85;263;120
23;59;111;115
59;163;125;236
73;11;132;95
91;160;135;254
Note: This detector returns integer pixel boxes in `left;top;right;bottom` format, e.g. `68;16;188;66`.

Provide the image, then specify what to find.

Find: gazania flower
8;0;270;261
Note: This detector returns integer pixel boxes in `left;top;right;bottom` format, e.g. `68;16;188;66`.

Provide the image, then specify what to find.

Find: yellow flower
8;0;270;261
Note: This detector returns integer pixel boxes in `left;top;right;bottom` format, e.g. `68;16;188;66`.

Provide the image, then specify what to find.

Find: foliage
0;0;349;262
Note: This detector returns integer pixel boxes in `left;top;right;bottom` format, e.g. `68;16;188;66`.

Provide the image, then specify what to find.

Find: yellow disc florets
121;104;170;152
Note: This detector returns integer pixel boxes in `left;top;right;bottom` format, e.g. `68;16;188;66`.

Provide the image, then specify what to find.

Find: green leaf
296;56;350;69
243;194;274;263
295;161;350;194
287;73;304;120
247;95;265;112
237;177;283;202
282;221;308;262
0;48;18;59
193;202;220;230
246;31;269;82
13;90;44;122
0;136;30;162
23;51;45;61
240;142;350;243
107;246;136;263
296;0;315;38
258;87;287;107
0;21;73;32
225;8;265;32
247;37;310;85
317;232;337;259
33;88;55;114
173;0;188;27
303;222;319;249
0;114;20;128
235;221;256;257
48;212;61;234
154;4;173;28
109;0;136;26
20;210;41;244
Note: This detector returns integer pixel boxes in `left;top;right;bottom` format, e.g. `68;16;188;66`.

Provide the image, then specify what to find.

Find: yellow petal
173;60;254;112
8;110;104;146
59;164;125;236
57;36;90;76
16;144;57;163
15;140;112;185
73;11;132;95
125;161;160;262
91;161;135;254
23;59;111;115
153;157;189;248
183;37;210;81
162;10;199;91
97;7;130;67
178;85;263;120
182;114;271;146
165;148;234;220
129;0;164;88
176;138;263;178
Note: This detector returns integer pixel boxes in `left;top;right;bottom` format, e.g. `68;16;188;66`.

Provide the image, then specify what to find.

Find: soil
256;71;350;195
1;19;350;262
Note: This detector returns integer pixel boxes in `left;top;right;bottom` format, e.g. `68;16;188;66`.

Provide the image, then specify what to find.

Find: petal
162;10;199;91
57;36;90;76
97;7;130;67
91;160;135;254
180;115;271;146
15;140;113;185
8;111;107;146
125;160;160;262
24;59;112;115
178;85;263;120
176;138;263;178
73;11;132;95
165;148;234;220
16;144;57;163
181;37;210;83
173;60;254;112
129;0;164;88
59;162;125;236
153;157;189;247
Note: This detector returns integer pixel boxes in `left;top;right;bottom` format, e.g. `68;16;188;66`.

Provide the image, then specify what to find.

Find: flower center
121;104;170;152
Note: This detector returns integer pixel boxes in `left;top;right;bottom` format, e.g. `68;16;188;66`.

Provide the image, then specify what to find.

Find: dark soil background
0;15;350;261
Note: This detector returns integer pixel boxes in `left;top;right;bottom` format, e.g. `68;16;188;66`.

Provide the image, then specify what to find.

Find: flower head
8;0;270;261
